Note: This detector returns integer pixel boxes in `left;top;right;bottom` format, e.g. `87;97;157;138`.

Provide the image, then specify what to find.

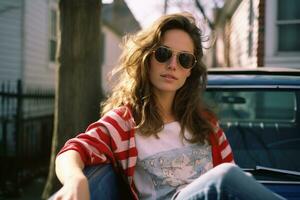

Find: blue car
50;68;300;200
205;68;300;200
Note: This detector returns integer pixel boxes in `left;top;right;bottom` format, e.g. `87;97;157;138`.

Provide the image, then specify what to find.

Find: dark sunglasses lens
155;47;172;63
178;53;195;68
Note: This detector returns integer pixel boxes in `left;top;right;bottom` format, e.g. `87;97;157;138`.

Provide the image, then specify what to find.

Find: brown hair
101;12;215;144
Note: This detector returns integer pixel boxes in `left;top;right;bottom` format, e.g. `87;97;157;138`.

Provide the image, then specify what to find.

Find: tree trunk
42;0;102;198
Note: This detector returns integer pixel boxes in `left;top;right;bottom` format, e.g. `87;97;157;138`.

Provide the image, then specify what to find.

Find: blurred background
0;0;299;199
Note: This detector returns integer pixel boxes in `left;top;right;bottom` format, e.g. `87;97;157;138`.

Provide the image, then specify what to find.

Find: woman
54;13;284;200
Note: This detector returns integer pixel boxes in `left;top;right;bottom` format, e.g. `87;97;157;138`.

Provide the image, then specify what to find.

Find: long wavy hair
101;12;215;144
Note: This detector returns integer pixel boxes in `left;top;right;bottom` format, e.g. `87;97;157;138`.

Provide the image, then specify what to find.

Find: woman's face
149;29;194;96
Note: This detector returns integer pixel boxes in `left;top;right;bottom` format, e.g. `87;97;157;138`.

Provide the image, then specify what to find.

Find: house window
277;0;300;52
264;0;300;68
49;8;57;63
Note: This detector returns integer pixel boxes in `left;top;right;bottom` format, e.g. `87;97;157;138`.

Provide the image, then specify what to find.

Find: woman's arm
55;150;84;184
54;150;90;200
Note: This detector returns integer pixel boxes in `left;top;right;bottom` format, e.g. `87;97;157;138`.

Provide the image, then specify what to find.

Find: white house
0;0;140;92
101;0;140;92
207;0;300;69
0;0;57;90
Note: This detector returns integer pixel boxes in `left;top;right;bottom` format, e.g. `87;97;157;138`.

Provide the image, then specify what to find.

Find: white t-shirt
134;121;213;200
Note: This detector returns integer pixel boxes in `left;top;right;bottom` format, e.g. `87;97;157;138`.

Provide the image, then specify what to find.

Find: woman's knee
214;163;251;187
214;163;240;176
174;163;243;200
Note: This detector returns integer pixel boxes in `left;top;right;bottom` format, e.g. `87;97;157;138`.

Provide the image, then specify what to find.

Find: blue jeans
48;164;123;200
50;163;285;200
173;163;285;200
84;164;121;200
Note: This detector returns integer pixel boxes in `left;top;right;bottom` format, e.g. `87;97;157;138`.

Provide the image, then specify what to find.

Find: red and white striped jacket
58;106;234;200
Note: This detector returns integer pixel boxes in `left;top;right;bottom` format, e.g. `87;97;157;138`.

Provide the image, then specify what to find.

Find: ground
0;176;46;200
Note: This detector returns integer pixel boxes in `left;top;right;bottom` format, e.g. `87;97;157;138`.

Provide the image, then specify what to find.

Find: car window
204;90;300;172
204;91;296;123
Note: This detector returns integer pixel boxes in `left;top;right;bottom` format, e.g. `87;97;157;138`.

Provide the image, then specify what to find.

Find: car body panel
206;69;300;199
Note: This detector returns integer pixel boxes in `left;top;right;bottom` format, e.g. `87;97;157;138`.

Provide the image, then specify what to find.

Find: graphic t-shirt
134;121;213;200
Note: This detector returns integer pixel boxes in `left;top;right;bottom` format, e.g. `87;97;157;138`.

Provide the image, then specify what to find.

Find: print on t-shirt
139;144;212;199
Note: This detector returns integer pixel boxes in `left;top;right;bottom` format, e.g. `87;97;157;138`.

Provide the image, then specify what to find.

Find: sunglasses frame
152;46;197;69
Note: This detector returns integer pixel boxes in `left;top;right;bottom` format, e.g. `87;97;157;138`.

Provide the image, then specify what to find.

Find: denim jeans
48;164;121;200
84;164;121;200
173;163;286;200
50;163;286;200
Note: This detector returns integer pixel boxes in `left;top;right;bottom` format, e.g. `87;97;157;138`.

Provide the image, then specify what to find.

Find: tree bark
42;0;102;198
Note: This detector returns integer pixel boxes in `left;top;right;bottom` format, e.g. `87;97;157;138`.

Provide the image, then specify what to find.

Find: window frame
264;0;300;68
48;1;58;69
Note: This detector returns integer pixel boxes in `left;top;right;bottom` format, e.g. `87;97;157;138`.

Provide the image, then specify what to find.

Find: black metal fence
0;80;54;196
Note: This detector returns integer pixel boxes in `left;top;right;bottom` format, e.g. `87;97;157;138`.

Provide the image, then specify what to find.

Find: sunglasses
153;46;197;69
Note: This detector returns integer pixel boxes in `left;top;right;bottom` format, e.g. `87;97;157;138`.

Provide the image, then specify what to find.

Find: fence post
1;83;7;157
15;79;23;188
1;83;7;191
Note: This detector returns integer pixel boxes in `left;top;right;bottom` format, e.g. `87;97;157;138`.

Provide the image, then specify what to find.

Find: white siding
229;0;259;68
23;0;56;90
0;0;22;82
101;25;122;93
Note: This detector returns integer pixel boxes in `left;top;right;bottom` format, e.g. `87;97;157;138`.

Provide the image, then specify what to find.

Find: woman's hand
54;174;90;200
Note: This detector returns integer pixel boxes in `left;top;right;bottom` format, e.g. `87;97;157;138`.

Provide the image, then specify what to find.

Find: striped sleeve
58;120;115;166
58;106;137;171
215;127;235;164
210;121;235;166
102;107;137;176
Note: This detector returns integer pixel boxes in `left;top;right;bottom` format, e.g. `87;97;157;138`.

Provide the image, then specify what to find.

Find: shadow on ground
0;176;46;200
